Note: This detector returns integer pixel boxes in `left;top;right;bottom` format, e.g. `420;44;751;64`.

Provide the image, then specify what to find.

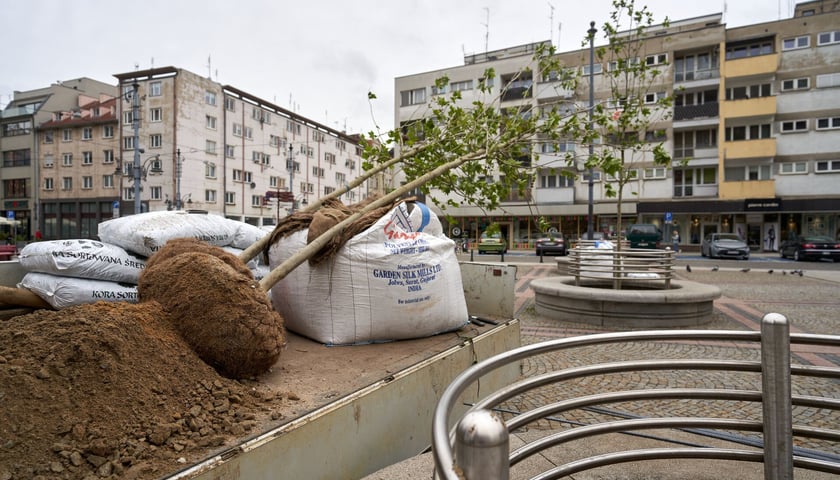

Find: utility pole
287;144;295;214
587;21;597;241
131;81;142;214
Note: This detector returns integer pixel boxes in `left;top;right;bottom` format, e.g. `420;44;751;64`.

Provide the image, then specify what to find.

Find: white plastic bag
269;202;468;345
97;211;238;257
19;239;146;284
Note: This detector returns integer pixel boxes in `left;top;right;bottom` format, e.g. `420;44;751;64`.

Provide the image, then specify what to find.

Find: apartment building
394;0;840;251
0;78;117;241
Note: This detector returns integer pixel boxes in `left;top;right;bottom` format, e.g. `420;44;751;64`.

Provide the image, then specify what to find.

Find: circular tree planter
531;276;721;327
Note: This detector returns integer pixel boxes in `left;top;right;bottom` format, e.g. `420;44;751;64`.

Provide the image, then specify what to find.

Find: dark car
535;233;567;256
626;224;662;249
701;233;750;260
779;235;840;261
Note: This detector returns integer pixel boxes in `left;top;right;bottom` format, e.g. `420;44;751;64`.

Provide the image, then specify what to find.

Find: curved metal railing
432;314;840;479
566;244;676;289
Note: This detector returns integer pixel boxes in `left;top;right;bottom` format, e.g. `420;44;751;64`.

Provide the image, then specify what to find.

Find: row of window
44;125;115;143
781;30;840;51
43;150;115;167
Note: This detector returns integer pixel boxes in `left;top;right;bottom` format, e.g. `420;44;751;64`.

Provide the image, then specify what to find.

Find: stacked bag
17;211;269;309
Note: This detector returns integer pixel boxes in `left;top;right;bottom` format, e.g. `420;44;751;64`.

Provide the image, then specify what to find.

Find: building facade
394;0;840;251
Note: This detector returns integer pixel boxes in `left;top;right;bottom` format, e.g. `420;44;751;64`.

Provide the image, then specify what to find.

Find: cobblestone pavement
507;263;840;458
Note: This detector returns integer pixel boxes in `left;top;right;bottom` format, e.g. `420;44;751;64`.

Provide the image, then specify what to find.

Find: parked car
701;233;750;260
779;235;840;261
626;224;662;249
535;233;567;256
477;230;507;254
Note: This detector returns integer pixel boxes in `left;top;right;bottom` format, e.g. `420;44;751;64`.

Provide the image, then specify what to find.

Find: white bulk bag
18;239;146;284
18;272;138;309
97;210;238;257
269;202;468;345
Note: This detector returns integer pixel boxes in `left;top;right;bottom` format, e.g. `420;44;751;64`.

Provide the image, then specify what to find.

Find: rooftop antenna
151;57;154;69
548;2;555;45
558;22;562;49
482;7;489;53
207;55;212;79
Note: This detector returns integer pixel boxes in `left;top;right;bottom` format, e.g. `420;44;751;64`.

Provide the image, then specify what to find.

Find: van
626;224;662;249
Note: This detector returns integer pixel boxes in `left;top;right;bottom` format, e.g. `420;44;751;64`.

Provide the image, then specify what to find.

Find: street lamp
286;144;296;214
587;20;597;241
116;153;162;214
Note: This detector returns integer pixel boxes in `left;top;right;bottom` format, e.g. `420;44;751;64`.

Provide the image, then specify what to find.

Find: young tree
559;0;674;249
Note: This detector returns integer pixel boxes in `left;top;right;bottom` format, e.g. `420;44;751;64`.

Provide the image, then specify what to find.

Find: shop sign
744;198;781;211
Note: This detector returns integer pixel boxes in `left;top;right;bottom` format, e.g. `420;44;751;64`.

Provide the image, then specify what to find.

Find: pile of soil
0;301;291;480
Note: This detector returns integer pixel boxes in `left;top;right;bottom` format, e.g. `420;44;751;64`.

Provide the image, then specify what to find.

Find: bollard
539;250;544;264
470;249;474;262
454;409;509;480
761;313;793;480
500;251;505;262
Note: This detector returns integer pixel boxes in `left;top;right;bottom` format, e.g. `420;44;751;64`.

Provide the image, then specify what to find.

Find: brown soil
0;301;293;480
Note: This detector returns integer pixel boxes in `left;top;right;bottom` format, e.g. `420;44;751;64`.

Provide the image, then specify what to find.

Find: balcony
724;138;776;159
719;179;775;199
674;102;719;121
674;68;720;83
723;53;778;78
721;96;776;119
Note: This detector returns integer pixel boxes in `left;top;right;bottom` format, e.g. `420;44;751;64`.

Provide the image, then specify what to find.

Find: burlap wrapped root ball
144;237;253;278
138;246;284;379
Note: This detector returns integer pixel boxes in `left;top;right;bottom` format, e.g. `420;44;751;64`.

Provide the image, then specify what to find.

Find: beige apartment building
395;0;840;251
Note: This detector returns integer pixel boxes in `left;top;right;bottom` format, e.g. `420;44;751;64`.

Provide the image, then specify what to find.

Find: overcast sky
2;0;794;136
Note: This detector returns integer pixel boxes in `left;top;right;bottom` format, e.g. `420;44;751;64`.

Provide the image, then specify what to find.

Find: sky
1;0;795;136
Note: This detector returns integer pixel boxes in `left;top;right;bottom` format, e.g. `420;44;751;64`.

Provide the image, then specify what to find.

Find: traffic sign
664;212;672;223
6;210;14;220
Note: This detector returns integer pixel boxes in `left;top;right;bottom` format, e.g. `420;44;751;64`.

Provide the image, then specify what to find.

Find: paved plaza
367;259;840;479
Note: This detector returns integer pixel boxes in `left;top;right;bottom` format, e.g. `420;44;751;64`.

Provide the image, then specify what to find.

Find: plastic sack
18;272;138;309
19;239;146;284
97;211;238;257
269;202;468;345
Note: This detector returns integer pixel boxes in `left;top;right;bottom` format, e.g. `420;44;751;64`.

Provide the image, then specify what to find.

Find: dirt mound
138;245;285;379
142;238;252;278
0;302;289;480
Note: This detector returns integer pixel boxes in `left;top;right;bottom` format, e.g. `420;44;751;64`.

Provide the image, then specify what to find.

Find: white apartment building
394;0;840;251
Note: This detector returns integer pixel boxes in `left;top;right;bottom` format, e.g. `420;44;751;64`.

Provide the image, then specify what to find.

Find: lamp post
117;153;162;214
287;144;295;213
130;81;143;214
174;148;182;210
587;21;597;241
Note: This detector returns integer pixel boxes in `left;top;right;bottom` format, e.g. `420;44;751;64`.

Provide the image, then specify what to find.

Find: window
205;189;217;203
780;120;808;133
82;151;93;165
205;162;217;178
782;35;810;50
451;80;473;92
287;121;302;135
103;125;114;138
62;153;73;166
336;140;346;151
400;87;426;106
779;162;807;174
123;111;134;125
345;159;356;169
430;84;447;96
335;172;346;184
103;174;114;188
539;170;574;188
244;127;253;139
103;150;114;164
644;91;666;104
206;115;217;129
725;39;774;59
62;177;73;190
643;167;666;179
82;127;93;140
725;83;772;100
44;177;54;190
646;53;668;66
815;160;840;173
312;166;325;178
817;30;840;46
150;134;163;148
225;192;236;205
581;171;601;182
123;188;135;200
251;195;264;207
673;52;718;82
725;164;772;181
44;154;54;168
150;108;162;122
816;116;840;130
269;135;282;147
43;131;54;143
82;176;93;190
123;136;135;150
225;97;235;111
233;123;242;136
673;128;717;158
582;63;603;75
725;124;771;141
149;81;162;97
325;152;336;164
607;57;640;72
301;182;315;193
226;144;235;157
206;140;216;154
816;72;840;88
3;120;32;137
205;91;216;105
62;129;72;141
781;78;809;91
148;186;161;200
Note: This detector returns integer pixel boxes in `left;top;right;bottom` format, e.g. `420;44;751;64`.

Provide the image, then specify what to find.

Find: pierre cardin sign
744;198;781;211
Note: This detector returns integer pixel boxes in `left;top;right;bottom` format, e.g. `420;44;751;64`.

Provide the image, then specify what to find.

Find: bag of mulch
97;211;239;257
18;272;138;309
18;239;146;284
269;202;468;345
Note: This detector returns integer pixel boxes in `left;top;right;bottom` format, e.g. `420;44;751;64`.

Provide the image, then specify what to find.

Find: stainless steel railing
567;244;676;289
432;314;840;480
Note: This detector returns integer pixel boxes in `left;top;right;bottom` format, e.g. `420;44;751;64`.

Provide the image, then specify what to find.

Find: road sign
6;210;14;220
664;212;672;223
